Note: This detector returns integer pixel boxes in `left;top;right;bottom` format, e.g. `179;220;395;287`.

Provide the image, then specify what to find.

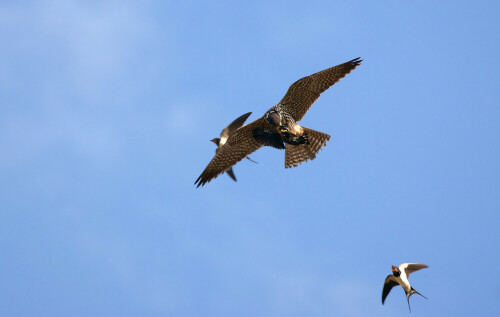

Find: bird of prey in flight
195;57;362;187
382;263;429;312
210;112;258;182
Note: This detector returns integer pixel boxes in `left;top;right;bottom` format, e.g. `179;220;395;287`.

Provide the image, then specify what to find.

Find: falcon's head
265;110;281;126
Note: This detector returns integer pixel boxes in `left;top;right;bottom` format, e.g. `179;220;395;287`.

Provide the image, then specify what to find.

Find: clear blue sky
1;1;499;316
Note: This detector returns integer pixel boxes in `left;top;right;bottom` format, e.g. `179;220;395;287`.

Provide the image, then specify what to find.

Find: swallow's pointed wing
195;118;272;187
220;112;252;140
400;263;429;277
278;58;362;122
382;275;400;304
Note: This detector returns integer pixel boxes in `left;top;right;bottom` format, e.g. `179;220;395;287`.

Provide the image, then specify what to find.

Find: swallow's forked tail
284;127;330;168
406;287;428;313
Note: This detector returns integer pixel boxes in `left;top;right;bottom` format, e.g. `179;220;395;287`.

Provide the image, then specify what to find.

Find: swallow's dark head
265;110;281;127
210;138;220;146
392;265;401;277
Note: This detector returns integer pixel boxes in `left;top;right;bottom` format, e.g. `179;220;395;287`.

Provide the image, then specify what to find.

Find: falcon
210;111;257;182
382;263;429;312
195;57;362;187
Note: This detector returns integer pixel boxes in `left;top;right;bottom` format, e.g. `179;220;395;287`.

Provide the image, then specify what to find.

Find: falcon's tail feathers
284;127;330;168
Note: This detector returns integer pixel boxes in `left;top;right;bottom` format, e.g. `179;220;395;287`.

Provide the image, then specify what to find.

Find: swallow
210;112;257;182
382;263;429;312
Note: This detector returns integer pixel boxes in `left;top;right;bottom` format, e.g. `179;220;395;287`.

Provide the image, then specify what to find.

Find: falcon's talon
279;127;289;134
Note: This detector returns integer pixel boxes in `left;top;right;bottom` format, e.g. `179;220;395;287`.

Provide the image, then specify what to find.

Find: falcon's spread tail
284;127;330;168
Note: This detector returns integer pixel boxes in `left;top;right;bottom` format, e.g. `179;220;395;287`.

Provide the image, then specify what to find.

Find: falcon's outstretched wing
195;118;272;187
279;58;362;121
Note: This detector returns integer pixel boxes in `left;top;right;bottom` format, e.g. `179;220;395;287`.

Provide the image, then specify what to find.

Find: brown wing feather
195;118;272;187
279;58;362;121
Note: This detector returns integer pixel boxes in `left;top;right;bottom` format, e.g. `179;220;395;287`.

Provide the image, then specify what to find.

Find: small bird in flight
195;57;362;187
210;112;257;182
382;263;429;312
